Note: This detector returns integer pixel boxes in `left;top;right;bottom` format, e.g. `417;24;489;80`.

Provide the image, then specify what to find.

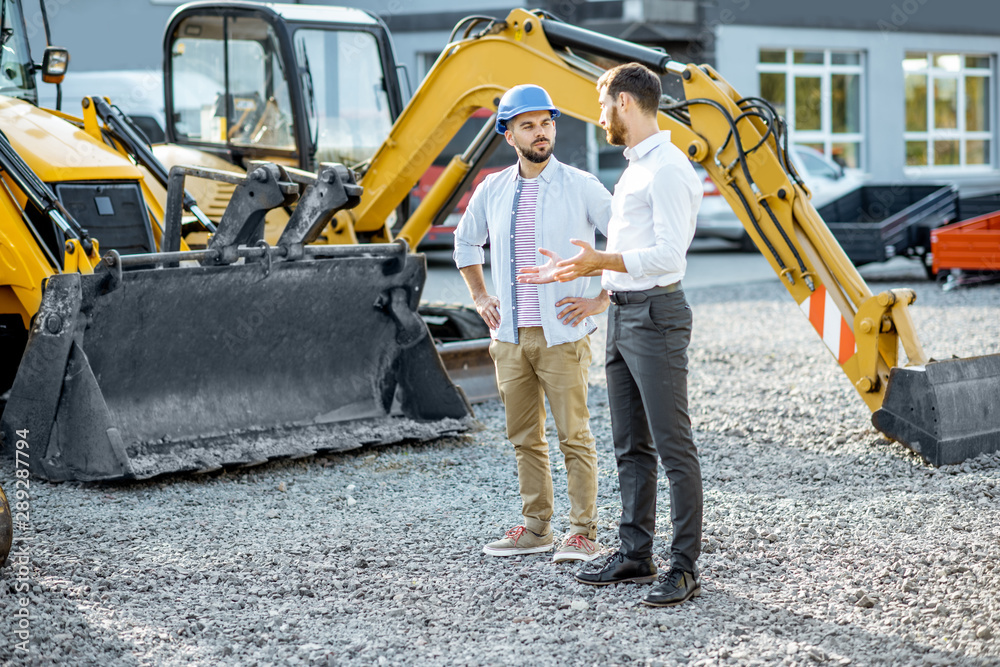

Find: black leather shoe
575;551;657;586
642;567;702;606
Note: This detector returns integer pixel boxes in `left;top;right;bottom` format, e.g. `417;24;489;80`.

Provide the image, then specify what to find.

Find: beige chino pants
489;327;598;539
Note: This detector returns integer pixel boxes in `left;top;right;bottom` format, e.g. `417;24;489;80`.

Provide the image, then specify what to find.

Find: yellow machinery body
147;5;998;464
298;8;1000;464
0;96;136;324
2;3;996;491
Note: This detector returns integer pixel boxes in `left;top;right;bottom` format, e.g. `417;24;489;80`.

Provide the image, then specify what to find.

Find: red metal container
931;212;1000;274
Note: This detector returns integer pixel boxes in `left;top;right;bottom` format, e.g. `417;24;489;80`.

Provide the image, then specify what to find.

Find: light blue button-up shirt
454;156;612;346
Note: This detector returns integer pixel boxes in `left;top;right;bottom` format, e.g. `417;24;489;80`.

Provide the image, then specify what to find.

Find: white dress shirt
602;131;703;292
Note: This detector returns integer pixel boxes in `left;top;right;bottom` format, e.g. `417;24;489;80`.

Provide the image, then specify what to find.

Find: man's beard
516;137;554;163
605;106;628;146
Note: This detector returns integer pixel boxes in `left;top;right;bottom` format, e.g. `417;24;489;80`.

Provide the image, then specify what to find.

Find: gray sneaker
483;526;553;557
553;534;602;563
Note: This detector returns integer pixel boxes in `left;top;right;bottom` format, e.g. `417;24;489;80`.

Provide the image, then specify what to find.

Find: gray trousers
606;290;702;572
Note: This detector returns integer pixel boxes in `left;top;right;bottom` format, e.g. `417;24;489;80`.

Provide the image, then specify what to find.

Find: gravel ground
2;270;999;667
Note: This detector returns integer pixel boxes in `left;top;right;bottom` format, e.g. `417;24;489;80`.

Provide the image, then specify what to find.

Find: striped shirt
513;178;541;327
454;156;613;346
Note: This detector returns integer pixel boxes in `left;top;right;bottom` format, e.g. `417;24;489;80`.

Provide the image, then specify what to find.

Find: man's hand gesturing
519;239;620;284
517;249;564;285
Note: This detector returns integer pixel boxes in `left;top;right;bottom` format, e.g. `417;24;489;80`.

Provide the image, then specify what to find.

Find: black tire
419;304;490;342
0;484;11;568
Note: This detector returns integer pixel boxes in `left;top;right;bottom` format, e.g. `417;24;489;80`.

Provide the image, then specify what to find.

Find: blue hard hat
495;84;561;134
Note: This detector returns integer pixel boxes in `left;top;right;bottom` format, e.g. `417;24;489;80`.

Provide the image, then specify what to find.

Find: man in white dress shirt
519;64;704;606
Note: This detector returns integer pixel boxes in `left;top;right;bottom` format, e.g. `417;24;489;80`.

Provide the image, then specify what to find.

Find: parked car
695;145;867;251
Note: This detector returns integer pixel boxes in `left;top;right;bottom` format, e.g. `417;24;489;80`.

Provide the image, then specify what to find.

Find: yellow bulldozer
0;0;473;502
2;0;999;493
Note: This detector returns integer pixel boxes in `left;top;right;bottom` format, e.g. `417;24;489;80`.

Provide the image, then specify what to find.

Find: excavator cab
0;0;38;104
163;2;403;173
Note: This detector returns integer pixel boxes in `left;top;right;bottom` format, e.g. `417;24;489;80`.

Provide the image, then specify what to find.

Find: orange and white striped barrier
800;285;856;364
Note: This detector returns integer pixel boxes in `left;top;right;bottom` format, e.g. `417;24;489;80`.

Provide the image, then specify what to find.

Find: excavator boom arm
343;9;1000;463
339;10;703;241
346;9;889;401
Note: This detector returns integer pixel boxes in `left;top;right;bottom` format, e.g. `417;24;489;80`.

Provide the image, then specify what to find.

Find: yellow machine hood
0;96;143;183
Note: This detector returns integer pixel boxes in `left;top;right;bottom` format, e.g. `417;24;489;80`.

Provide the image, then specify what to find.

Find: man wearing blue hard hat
454;84;612;563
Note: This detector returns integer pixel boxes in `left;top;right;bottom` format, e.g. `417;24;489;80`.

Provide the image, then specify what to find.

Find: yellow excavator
3;0;998;501
379;10;1000;467
156;4;999;467
152;2;998;464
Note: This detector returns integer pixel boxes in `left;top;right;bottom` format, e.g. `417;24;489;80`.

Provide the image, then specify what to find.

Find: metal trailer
931;212;1000;288
957;192;1000;221
815;184;958;273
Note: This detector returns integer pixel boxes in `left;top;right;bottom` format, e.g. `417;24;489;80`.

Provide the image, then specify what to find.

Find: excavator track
0;484;11;568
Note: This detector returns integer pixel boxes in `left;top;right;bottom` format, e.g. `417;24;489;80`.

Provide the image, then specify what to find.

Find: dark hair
596;63;661;116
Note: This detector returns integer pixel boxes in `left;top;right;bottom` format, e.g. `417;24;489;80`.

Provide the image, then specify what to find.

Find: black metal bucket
0;247;473;481
873;354;1000;466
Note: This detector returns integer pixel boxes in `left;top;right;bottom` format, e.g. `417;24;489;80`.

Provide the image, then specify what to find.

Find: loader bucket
0;245;473;481
872;354;1000;466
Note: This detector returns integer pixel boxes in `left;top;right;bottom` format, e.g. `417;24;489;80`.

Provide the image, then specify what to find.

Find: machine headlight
41;47;70;83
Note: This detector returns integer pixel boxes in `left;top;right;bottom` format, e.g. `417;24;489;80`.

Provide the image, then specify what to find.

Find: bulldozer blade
872;354;1000;466
1;248;473;481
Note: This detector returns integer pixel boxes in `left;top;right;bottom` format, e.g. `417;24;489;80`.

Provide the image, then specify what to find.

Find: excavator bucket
873;355;1000;466
0;163;473;481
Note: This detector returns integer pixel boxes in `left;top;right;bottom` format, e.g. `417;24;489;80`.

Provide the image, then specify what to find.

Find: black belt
608;283;681;305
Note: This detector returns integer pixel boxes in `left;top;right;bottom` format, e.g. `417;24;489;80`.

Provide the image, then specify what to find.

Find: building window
757;49;864;169
903;52;991;169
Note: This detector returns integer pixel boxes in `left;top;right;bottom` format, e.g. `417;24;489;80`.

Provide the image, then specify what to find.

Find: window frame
902;52;993;172
166;12;301;163
0;0;38;104
757;48;866;170
292;27;396;167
